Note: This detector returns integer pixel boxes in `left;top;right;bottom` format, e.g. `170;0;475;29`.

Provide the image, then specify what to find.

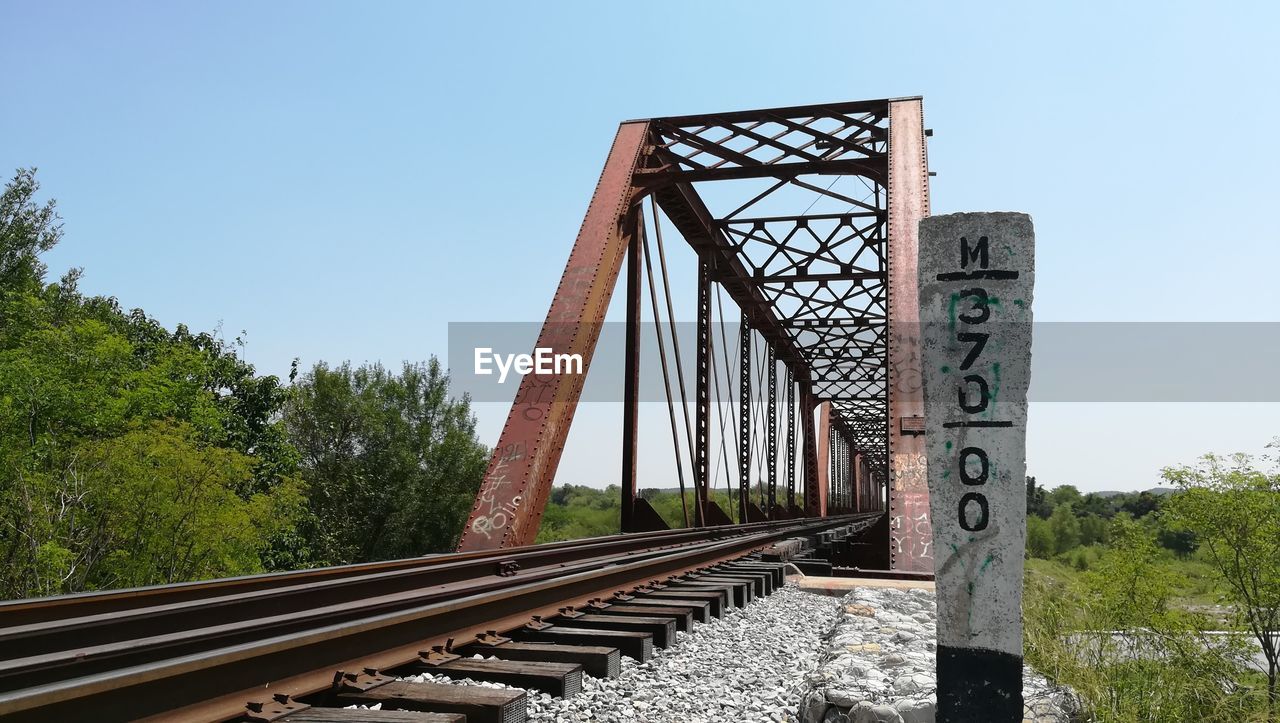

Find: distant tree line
0;169;487;599
1024;476;1195;567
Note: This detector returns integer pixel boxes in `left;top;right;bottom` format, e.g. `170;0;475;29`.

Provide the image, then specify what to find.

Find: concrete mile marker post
918;212;1035;721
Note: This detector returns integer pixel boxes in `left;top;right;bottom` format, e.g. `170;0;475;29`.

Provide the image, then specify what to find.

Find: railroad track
0;514;878;722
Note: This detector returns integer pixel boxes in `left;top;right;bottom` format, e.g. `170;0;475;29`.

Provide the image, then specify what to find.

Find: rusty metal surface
619;215;642;533
737;311;752;522
785;369;796;508
800;389;820;515
815;401;830;517
885;98;931;571
766;344;778;514
458;122;650;551
692;258;713;522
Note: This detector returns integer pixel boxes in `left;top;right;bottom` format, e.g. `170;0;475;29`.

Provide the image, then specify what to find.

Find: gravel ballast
349;580;1080;722
397;583;843;723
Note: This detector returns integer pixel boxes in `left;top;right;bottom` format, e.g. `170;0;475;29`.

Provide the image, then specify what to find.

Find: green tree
1047;483;1082;511
535;484;620;543
37;423;303;593
1120;491;1162;519
1049;503;1081;554
283;360;487;563
533;485;749;543
1080;514;1109;546
1026;514;1054;558
1076;492;1116;519
1164;450;1280;715
0;168;61;293
1026;475;1053;518
1155;525;1197;558
0;168;306;597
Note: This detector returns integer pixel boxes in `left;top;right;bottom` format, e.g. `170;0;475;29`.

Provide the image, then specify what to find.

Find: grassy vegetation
1024;455;1280;721
1025;533;1271;721
1029;551;1231;624
533;483;802;543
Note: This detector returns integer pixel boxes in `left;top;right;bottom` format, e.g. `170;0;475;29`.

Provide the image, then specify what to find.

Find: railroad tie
608;597;711;623
466;640;621;679
673;579;751;607
634;588;727;617
411;658;584;699
703;568;774;596
698;569;773;596
790;558;833;576
516;625;653;662
336;680;526;723
552;613;677;648
592;604;694;632
690;576;758;600
281;708;465;723
719;560;787;588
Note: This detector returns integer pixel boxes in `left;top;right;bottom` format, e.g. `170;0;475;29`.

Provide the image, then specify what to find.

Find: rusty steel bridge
459;96;933;574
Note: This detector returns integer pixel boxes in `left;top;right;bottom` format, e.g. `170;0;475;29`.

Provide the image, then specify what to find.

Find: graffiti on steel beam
469;443;527;540
890;452;932;565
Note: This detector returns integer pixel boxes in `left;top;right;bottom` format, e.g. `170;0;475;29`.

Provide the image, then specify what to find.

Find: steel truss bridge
460;96;933;573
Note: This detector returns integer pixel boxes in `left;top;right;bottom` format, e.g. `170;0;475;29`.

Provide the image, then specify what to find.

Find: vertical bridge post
693;257;713;526
766;344;778;516
887;97;931;571
738;313;752;522
919;212;1035;721
815;402;830;517
785;369;796;514
619;209;643;533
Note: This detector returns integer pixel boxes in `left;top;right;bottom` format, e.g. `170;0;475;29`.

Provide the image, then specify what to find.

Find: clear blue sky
3;1;1277;493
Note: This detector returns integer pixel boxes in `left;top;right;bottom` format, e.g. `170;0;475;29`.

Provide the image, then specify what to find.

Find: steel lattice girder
460;98;929;555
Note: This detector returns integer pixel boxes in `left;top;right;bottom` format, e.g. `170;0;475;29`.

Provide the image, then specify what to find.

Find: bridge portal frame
459;98;930;570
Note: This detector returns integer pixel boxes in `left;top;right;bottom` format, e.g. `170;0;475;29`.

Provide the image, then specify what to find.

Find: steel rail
0;515;875;722
0;526;788;652
0;541;726;682
0;516;822;627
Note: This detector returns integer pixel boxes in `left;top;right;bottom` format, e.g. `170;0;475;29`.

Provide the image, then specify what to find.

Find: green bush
1027;515;1054;558
1024;519;1265;721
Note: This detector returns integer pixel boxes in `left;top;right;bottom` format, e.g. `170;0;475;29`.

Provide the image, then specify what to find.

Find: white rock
894;698;935;723
799;586;1074;722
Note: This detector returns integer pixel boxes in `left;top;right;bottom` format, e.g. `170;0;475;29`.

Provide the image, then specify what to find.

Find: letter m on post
961;235;988;269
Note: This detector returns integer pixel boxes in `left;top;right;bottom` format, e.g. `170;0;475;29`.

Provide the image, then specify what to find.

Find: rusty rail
0;514;877;722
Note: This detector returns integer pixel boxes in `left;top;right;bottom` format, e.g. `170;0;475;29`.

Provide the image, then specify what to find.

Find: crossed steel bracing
644;102;892;471
460;98;928;571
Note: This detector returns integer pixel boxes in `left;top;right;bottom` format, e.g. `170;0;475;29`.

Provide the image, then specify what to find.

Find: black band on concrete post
936;645;1024;722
